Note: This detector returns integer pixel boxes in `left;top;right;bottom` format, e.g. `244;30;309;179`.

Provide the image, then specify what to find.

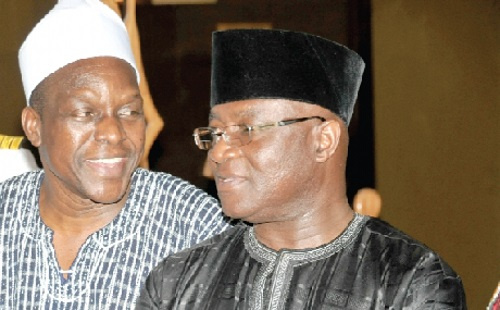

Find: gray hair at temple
210;29;365;125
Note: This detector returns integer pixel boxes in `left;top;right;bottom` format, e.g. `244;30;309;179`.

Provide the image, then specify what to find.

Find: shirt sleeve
173;181;232;248
136;265;162;309
403;252;467;309
136;253;189;310
190;195;232;245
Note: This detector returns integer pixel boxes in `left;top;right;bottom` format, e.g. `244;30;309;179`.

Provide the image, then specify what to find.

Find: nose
208;136;238;164
94;115;126;144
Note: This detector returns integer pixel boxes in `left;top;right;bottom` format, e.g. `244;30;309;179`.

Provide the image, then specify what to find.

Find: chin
84;181;130;204
221;202;256;222
221;203;241;218
90;194;127;205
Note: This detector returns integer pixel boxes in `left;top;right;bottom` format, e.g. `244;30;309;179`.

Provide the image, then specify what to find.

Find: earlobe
22;107;42;147
315;120;341;162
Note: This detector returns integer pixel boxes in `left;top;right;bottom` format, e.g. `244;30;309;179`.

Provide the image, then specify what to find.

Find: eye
118;106;143;119
71;109;95;121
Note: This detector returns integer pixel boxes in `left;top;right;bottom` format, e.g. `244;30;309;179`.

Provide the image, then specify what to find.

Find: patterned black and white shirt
0;168;231;309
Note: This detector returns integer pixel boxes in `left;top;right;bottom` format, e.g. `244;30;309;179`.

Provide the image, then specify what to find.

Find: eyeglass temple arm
277;116;326;126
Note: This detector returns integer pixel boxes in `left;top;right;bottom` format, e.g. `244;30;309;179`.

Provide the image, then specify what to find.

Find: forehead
44;57;137;89
210;99;308;121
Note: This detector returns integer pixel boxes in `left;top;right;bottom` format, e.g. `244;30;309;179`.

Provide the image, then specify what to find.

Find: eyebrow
208;112;218;123
121;93;143;102
209;108;260;122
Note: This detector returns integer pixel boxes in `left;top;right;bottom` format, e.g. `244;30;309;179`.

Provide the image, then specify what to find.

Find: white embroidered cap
18;0;138;104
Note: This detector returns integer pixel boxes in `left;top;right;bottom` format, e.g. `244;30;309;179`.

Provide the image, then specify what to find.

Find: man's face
208;99;323;224
33;57;145;204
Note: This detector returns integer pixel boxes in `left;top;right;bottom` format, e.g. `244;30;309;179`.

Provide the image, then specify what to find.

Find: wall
372;1;499;308
0;0;56;136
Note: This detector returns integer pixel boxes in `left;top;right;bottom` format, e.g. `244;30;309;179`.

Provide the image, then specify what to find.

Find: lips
214;173;247;192
87;157;125;164
85;157;129;177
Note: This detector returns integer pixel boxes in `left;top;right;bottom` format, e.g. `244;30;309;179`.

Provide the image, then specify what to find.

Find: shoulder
131;169;214;199
151;225;246;275
363;217;433;250
129;168;219;208
360;217;462;278
360;217;465;306
361;218;445;264
131;168;195;189
142;225;245;303
0;170;43;196
138;225;244;307
127;169;231;245
0;170;43;218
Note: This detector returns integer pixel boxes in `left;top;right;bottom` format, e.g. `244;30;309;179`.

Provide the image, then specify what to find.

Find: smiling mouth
87;158;126;164
85;157;129;177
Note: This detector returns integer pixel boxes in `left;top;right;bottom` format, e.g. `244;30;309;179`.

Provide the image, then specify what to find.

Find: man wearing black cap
137;29;466;309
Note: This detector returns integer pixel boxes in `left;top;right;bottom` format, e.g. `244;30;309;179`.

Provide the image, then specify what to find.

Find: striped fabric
0;168;231;309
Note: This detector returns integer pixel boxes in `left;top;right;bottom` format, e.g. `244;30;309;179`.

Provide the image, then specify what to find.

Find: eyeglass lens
194;116;325;150
193;128;215;150
194;126;252;150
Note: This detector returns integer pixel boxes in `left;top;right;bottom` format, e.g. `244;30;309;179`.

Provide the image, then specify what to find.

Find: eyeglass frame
193;116;326;150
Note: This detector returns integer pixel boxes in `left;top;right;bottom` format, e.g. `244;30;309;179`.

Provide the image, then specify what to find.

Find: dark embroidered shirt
138;214;466;309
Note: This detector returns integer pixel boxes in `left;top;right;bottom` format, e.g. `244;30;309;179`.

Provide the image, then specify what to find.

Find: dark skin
22;57;145;274
208;99;353;251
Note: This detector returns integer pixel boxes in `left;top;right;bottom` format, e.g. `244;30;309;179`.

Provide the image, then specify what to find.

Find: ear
22;107;42;147
314;119;341;162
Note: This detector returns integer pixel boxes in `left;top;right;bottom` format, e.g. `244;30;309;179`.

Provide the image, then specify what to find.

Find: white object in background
0;148;38;182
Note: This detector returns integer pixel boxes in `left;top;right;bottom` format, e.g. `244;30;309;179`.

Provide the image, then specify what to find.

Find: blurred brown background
1;1;498;308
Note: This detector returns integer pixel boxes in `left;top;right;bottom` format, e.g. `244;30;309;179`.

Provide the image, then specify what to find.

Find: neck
39;181;125;236
253;197;354;251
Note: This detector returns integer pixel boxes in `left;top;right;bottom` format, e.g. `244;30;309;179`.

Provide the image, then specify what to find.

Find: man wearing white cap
0;0;230;308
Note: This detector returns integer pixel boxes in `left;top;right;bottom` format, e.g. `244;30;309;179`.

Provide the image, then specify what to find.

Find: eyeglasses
193;116;326;150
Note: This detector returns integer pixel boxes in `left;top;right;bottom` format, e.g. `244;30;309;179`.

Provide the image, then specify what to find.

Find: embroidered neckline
243;213;367;310
17;169;148;247
245;213;367;264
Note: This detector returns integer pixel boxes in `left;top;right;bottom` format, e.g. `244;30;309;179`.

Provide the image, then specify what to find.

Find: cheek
42;121;93;159
124;121;146;147
247;149;290;191
43;121;77;148
249;142;313;193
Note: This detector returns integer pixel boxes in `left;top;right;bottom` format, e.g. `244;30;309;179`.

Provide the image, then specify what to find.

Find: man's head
19;0;138;106
196;29;364;223
19;0;145;204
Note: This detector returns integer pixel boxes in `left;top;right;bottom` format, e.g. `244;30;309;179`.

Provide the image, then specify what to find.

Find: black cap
210;29;365;125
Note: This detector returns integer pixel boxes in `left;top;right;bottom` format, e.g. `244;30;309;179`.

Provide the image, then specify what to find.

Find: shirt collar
244;213;368;263
19;169;147;247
